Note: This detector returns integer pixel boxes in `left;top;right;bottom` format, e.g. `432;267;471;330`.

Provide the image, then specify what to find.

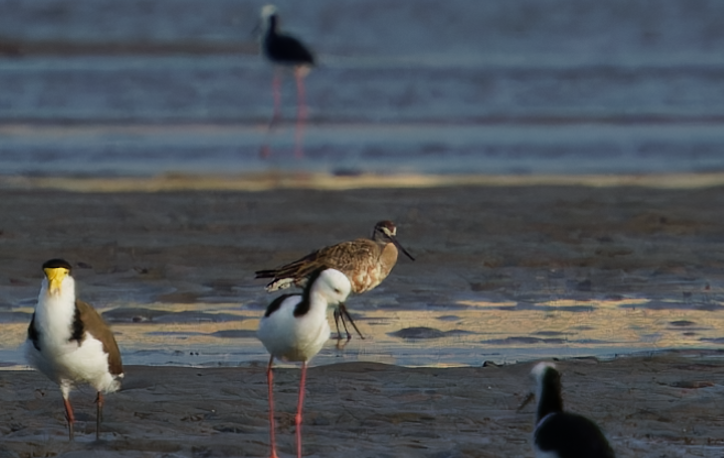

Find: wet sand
1;173;724;456
1;172;723;300
1;351;724;457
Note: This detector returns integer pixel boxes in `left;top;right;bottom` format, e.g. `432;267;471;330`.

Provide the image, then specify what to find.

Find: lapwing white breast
25;258;123;441
257;267;351;458
525;362;616;458
255;220;415;343
258;4;315;158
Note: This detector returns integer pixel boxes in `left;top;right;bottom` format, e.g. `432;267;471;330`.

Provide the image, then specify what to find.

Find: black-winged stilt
521;362;616;458
255;221;415;345
257;267;351;458
25;259;123;441
258;4;315;159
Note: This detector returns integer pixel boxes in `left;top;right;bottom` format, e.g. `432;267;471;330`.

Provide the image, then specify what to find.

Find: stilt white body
257;268;351;458
258;296;330;362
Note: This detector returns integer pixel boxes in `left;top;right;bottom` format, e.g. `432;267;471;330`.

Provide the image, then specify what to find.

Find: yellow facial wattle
44;267;69;294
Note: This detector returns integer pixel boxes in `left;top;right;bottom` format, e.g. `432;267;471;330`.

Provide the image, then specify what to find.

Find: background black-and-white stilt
522;362;616;458
25;258;123;440
258;4;315;159
257;268;351;458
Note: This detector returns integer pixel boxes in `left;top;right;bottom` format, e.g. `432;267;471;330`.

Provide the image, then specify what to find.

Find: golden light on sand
535;298;651;308
4;172;724;193
3;299;724;368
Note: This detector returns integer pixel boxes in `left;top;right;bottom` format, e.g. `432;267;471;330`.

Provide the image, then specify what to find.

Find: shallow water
1;0;724;175
1;0;724;368
2;287;723;368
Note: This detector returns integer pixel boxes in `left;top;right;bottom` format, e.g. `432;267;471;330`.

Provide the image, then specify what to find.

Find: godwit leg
294;66;308;159
333;308;351;349
63;396;75;441
266;355;280;458
295;361;308;458
339;303;365;340
95;391;104;440
333;308;347;340
261;71;283;158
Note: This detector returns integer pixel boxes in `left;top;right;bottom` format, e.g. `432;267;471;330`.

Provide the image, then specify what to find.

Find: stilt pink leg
266;355;279;458
294;67;307;159
295;361;308;458
63;397;75;441
95;391;104;440
261;71;283;159
273;72;282;120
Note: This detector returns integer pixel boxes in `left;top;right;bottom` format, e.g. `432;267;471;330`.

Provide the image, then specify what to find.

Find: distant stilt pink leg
294;67;307;159
261;72;283;159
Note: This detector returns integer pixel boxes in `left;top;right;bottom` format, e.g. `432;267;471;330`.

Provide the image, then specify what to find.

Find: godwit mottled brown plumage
255;220;414;341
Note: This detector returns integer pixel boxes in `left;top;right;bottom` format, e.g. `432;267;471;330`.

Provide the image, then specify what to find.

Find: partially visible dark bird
520;362;616;458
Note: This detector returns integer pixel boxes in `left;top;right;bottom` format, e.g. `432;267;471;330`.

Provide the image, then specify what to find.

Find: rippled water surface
1;0;724;175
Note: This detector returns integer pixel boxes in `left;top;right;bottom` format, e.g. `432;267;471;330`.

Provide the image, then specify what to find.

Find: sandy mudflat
1;172;723;305
0;351;723;457
0;173;724;456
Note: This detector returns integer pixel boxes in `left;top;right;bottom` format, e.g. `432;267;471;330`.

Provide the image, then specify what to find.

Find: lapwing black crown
42;258;73;271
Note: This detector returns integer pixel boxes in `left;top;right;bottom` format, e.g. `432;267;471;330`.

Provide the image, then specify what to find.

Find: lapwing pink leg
295;361;308;458
266;355;280;458
63;397;75;441
95;391;104;440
